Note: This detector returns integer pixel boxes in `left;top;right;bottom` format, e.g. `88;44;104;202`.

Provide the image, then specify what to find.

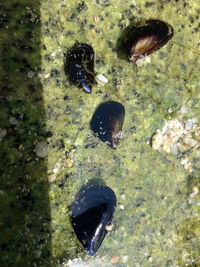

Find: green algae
41;0;200;265
0;0;200;266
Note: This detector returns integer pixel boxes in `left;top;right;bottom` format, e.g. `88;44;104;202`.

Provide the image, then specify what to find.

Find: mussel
71;185;117;256
125;19;174;62
90;101;125;149
65;43;95;93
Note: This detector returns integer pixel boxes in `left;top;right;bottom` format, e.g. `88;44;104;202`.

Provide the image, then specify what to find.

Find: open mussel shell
125;19;174;62
90;101;125;149
65;43;95;93
71;185;117;256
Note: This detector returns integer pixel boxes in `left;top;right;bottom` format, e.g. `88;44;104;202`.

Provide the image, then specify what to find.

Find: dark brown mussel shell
125;20;174;62
64;43;95;93
71;185;117;256
90;101;125;149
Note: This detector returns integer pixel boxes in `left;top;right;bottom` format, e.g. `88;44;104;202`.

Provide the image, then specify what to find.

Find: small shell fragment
95;73;108;85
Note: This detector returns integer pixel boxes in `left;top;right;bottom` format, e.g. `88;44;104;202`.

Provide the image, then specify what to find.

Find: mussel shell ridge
65;43;95;93
71;185;117;256
90;101;125;149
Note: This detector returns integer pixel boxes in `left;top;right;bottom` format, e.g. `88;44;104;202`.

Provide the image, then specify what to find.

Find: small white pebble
162;142;171;153
188;138;197;147
185;119;194;130
53;168;59;174
121;194;126;200
184;161;192;171
179;105;190;114
9;116;18;125
27;71;34;78
168;108;173;113
35;141;48;158
195;130;200;136
171;143;178;154
94;16;100;23
189;187;199;198
48;174;57;182
180;157;189;165
191;118;198;124
136;56;151;67
195;150;200;157
152;130;163;150
44;73;50;78
37;73;43;78
122;256;128;263
105;224;113;231
51;48;61;57
148;257;153;262
95;73;108;85
0;128;7;141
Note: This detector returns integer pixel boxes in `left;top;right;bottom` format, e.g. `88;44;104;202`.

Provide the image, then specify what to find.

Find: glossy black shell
71;185;117;256
65;43;95;93
125;20;174;62
90;101;125;149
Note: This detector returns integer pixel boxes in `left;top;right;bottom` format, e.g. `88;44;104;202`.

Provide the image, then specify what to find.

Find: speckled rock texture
0;0;199;266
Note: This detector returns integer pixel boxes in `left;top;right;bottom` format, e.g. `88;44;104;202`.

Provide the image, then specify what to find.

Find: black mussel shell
65;43;95;93
71;185;117;256
90;101;125;149
125;20;173;62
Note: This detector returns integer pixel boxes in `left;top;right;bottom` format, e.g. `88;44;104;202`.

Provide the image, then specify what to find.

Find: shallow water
1;0;199;266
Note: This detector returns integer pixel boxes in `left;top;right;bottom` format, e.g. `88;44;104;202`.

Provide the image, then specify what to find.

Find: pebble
189;187;199;199
119;204;125;210
44;73;50;78
135;56;151;67
53;162;61;174
185;118;198;130
0;128;7;141
66;158;74;167
179;105;190;115
121;194;126;200
53;168;59;174
35;141;48;158
48;173;57;182
151;115;199;172
51;48;62;57
9;116;19;125
95;73;108;85
122;256;128;263
27;71;34;78
94;16;100;23
152;130;163;151
105;224;113;231
110;256;120;264
180;157;189;165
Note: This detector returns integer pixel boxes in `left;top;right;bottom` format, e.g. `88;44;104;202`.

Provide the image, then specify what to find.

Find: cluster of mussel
66;20;174;256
